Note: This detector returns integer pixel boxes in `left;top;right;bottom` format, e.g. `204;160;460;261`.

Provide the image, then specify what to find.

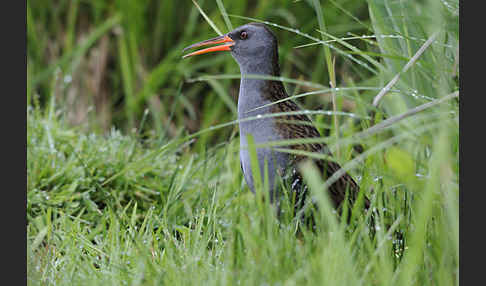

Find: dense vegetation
27;0;459;285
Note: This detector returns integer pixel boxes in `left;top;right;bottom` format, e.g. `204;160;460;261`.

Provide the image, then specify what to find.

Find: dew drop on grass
63;75;72;84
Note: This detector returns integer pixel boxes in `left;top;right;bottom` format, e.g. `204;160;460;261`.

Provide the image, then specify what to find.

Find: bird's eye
240;31;248;40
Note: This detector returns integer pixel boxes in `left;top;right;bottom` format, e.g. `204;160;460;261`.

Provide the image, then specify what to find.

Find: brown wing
265;80;370;211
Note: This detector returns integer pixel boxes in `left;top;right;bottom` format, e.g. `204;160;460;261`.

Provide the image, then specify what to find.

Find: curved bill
182;35;234;59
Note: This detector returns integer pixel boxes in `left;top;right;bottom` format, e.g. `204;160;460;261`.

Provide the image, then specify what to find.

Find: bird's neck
237;57;282;119
238;54;280;76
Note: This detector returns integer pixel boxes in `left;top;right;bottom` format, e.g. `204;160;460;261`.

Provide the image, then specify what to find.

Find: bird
183;23;370;222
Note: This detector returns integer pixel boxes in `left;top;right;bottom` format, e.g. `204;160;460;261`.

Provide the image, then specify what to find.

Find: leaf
384;147;415;181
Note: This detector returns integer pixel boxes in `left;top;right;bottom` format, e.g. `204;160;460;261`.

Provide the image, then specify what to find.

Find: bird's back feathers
261;79;370;211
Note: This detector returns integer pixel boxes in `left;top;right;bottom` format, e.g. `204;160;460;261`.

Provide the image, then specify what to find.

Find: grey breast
237;79;289;199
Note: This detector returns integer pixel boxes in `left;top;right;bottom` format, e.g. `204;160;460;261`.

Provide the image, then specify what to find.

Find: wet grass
27;0;459;285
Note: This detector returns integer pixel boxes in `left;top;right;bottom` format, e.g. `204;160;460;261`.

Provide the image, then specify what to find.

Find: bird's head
183;23;279;75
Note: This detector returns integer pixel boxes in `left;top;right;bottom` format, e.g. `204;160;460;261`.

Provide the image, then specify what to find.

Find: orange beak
182;35;234;59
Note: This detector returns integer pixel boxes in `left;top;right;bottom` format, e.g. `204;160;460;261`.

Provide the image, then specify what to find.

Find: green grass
27;0;459;285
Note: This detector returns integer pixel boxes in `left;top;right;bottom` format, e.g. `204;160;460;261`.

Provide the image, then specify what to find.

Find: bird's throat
236;55;281;118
